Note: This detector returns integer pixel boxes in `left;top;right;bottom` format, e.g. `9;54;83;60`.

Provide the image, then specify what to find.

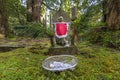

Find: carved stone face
58;16;63;22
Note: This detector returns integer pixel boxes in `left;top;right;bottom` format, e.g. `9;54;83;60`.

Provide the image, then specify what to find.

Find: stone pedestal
47;46;78;55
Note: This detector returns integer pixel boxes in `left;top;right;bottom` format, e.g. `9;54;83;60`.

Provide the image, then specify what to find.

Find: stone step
0;44;24;52
47;46;78;55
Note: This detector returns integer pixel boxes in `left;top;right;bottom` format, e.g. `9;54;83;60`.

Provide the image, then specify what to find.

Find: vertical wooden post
71;6;78;45
71;6;77;20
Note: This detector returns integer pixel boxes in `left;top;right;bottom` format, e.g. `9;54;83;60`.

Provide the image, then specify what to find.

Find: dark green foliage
12;23;46;38
45;27;54;37
78;0;102;28
70;0;103;42
7;0;26;24
88;28;120;49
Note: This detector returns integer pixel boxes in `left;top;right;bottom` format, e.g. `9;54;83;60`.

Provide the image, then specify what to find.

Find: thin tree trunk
71;6;78;42
27;0;33;22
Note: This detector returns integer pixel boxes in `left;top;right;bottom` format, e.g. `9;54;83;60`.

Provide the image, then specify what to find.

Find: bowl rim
42;55;78;71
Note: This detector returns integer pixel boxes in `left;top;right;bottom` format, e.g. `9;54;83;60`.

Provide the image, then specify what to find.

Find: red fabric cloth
55;23;67;36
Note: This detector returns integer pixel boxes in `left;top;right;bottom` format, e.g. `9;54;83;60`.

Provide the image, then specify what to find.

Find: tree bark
27;0;33;22
0;0;9;37
33;0;43;22
26;0;43;22
102;0;120;29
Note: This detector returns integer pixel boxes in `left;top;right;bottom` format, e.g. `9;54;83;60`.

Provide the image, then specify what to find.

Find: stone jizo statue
53;16;70;47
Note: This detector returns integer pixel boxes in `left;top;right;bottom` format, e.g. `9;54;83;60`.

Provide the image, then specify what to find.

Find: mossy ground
0;41;120;80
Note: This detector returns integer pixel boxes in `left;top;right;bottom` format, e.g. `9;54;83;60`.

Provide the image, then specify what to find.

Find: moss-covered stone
0;44;24;52
47;46;78;55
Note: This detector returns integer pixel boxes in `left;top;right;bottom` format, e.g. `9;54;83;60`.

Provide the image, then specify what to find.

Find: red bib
55;23;67;36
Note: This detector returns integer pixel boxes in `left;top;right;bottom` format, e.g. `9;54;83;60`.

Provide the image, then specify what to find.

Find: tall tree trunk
27;0;33;22
102;0;120;29
27;0;43;22
0;0;9;37
33;0;43;22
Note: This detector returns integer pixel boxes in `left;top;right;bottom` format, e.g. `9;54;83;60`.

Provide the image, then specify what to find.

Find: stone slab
47;46;78;55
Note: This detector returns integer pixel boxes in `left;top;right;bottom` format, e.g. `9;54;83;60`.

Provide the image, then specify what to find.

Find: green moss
0;42;120;80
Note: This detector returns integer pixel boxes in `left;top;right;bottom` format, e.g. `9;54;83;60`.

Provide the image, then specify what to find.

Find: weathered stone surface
0;44;24;52
47;46;78;55
52;9;71;22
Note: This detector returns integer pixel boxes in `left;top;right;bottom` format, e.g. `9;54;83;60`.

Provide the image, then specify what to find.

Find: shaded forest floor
0;39;120;80
0;38;50;48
